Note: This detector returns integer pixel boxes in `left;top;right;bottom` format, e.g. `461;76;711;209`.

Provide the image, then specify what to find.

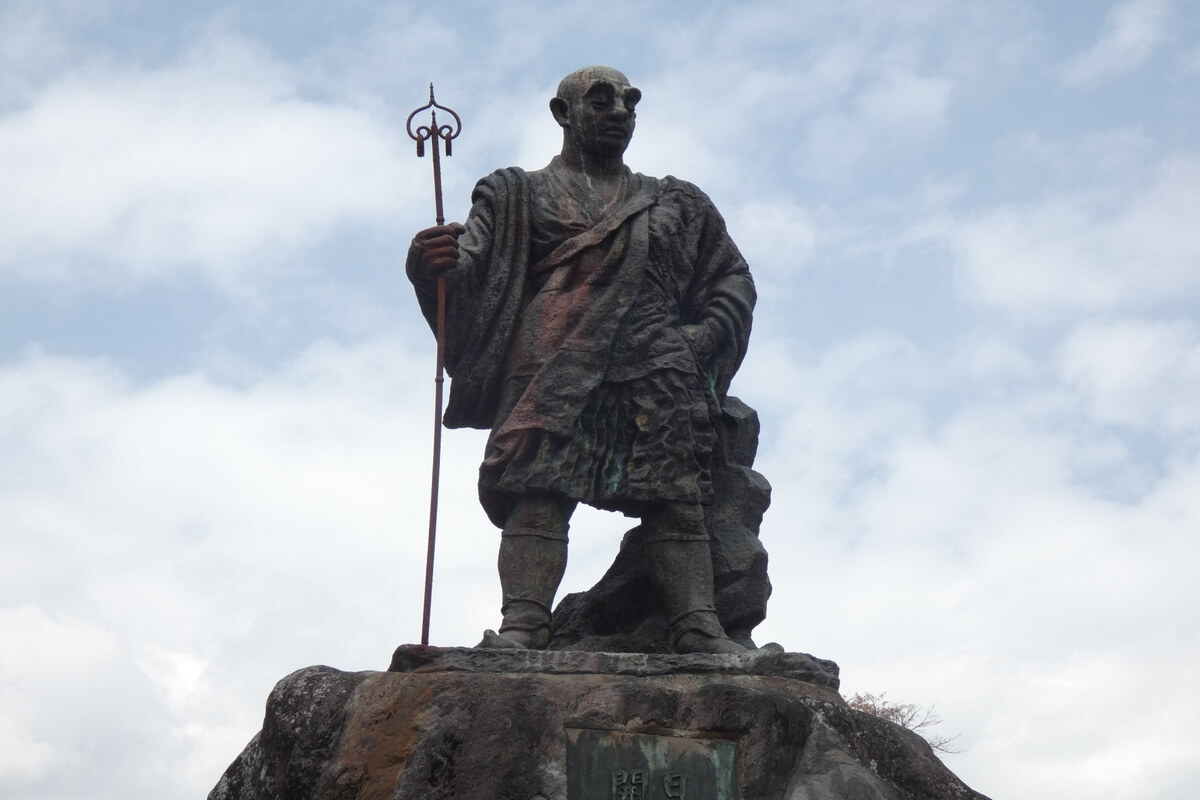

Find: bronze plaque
565;728;738;800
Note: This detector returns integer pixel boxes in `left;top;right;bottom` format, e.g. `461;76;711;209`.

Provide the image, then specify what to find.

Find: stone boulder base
210;646;989;800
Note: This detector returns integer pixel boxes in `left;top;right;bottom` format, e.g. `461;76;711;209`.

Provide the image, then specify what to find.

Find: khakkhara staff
406;84;461;646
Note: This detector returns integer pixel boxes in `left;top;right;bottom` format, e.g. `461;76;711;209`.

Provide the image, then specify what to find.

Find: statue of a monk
407;66;758;654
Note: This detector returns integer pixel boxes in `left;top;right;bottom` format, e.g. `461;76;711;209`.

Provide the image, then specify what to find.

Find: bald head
555;65;636;104
550;66;641;167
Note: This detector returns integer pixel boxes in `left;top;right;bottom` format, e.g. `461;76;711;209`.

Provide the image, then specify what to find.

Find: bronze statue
407;66;762;654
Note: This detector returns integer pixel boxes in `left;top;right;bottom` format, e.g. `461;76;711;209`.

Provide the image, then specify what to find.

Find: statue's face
563;71;641;158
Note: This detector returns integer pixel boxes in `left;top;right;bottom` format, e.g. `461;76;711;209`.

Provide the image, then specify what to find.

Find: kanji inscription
566;728;737;800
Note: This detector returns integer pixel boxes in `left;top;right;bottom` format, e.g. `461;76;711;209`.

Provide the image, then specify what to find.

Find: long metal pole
421;118;445;647
407;86;461;646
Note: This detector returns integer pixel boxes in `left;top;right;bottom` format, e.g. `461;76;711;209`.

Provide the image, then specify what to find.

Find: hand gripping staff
406;85;461;645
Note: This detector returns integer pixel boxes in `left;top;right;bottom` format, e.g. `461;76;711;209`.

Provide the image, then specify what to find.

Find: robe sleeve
406;167;532;429
667;178;757;399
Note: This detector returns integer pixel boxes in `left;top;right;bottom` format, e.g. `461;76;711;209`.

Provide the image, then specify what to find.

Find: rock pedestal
209;646;989;800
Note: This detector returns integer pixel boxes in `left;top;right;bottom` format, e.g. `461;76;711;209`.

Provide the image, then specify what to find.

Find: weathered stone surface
209;665;364;800
210;649;990;800
550;397;773;653
388;644;838;688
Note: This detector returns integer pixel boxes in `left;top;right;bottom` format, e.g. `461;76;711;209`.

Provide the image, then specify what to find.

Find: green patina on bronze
566;728;739;800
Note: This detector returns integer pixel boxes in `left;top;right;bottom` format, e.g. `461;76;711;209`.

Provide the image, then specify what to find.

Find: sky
1;0;1197;798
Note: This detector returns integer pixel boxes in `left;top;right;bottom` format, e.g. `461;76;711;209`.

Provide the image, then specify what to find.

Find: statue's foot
495;624;550;649
476;629;532;649
493;599;551;649
674;630;750;655
670;609;749;655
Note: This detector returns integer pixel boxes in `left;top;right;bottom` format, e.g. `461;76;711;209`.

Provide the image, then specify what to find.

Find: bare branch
846;692;963;755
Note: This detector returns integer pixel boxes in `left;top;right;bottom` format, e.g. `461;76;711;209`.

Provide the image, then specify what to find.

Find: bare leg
643;502;747;654
494;492;576;649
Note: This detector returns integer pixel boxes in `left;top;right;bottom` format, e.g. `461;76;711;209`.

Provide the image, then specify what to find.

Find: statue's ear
549;96;570;128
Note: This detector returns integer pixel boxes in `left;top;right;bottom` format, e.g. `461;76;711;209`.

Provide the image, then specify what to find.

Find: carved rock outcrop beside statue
209;647;990;800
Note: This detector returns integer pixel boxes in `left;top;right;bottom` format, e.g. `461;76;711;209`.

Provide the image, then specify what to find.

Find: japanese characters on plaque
566;728;738;800
610;768;691;800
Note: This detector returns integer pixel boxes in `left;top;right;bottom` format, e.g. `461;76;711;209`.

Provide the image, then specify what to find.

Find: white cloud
948;335;1040;386
856;68;953;136
0;603;171;797
745;323;1200;799
0;606;99;783
794;64;953;181
0;33;413;291
1062;0;1172;85
741;330;931;550
0;715;57;784
0;340;500;798
0;5;71;106
1185;42;1200;73
1057;318;1200;432
136;646;208;715
726;198;817;290
930;154;1200;316
997;128;1153;193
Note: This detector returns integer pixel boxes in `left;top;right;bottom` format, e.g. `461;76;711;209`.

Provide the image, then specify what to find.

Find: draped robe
408;157;755;528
